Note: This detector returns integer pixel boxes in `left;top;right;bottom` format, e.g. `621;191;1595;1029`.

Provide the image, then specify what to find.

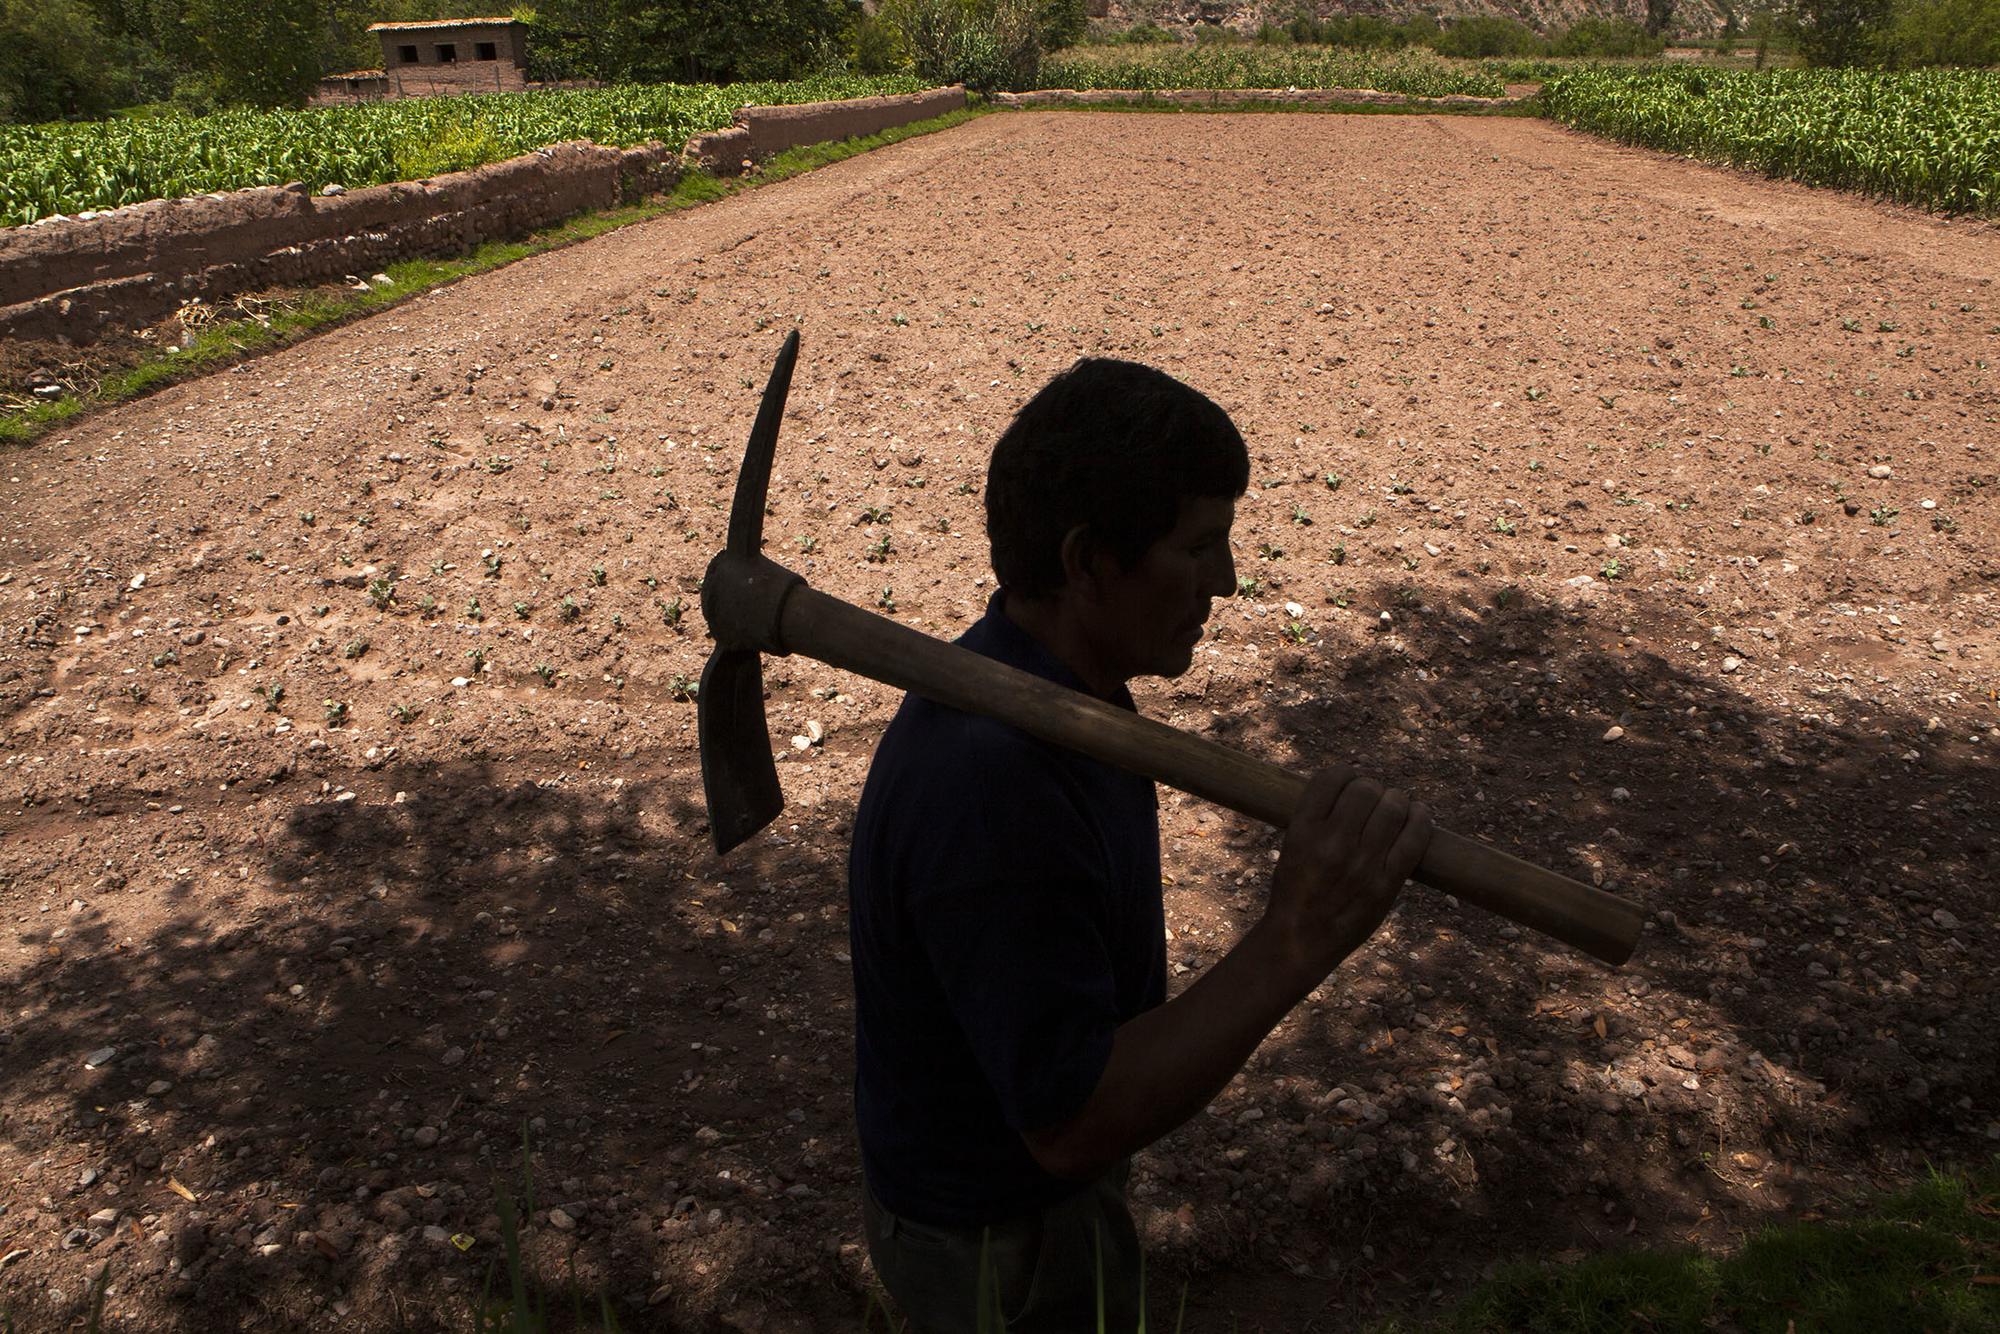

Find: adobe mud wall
683;85;967;174
993;87;1520;110
2;86;965;346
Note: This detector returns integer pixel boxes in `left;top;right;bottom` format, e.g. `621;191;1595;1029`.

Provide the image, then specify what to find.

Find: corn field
1541;67;2000;215
1035;45;1507;100
0;75;926;228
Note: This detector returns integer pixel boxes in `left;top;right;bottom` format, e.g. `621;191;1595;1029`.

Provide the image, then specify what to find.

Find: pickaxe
700;332;1644;966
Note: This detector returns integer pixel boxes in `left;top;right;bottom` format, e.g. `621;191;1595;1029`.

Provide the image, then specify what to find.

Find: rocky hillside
1096;0;1731;38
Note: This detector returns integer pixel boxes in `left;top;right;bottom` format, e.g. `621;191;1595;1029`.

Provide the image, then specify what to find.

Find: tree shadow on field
1155;578;1997;1326
1;752;858;1333
4;582;1994;1334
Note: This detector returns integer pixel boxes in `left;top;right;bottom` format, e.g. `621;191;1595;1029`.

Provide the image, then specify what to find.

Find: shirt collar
970;588;1136;711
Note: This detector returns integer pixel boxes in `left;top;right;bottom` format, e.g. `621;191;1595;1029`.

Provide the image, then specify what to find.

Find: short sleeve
899;750;1119;1134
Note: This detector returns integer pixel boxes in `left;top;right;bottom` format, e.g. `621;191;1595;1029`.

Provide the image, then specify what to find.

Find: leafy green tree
1035;0;1085;50
1789;0;1894;64
1431;15;1546;57
0;0;117;120
1553;17;1666;56
179;0;323;105
531;0;856;83
878;0;1043;89
1875;0;2000;65
849;12;910;73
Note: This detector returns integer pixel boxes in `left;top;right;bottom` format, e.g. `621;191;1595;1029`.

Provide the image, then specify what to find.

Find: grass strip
1377;1158;2000;1334
0;104;986;451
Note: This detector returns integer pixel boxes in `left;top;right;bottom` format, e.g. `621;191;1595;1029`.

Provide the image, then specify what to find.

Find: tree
1789;0;1893;64
878;0;1044;90
1645;0;1676;35
178;0;323;105
1035;0;1085;51
0;0;117;120
531;0;857;83
1875;0;2000;66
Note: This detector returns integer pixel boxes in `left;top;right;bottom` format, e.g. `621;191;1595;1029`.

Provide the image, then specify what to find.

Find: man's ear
1057;524;1103;600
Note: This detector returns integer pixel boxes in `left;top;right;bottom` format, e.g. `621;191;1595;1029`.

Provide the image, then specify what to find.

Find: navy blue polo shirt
848;592;1166;1227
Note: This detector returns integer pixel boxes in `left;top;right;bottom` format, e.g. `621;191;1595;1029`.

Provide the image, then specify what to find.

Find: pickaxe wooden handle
699;332;1644;967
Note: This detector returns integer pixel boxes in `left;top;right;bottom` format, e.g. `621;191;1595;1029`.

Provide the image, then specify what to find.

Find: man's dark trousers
862;1161;1143;1333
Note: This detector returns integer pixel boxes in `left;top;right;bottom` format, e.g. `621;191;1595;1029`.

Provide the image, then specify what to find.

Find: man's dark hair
986;359;1249;598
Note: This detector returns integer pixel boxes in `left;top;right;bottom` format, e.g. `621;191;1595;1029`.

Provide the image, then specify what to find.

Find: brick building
370;17;531;97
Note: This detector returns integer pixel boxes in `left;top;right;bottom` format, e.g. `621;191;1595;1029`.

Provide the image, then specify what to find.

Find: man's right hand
1022;766;1432;1183
1263;765;1432;983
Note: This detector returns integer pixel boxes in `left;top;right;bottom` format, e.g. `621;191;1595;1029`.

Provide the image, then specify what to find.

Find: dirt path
2;111;1995;1332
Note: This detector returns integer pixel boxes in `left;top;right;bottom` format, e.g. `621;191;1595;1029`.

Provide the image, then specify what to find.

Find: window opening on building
475;41;498;60
398;44;419;63
436;43;457;63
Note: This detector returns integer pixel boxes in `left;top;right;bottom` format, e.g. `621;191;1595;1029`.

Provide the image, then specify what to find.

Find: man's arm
1022;767;1430;1182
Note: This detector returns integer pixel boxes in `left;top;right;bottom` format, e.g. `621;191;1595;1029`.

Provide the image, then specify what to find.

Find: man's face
1082;495;1238;684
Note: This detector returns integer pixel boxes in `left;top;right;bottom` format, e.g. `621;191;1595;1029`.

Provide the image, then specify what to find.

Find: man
848;358;1432;1332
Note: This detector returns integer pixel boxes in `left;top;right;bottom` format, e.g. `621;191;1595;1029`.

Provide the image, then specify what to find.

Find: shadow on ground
5;584;1993;1332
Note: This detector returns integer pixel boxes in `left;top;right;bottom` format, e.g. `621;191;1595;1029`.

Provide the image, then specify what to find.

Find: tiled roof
368;18;521;32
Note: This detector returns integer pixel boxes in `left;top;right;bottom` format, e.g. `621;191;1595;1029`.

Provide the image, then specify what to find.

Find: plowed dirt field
2;110;1995;1332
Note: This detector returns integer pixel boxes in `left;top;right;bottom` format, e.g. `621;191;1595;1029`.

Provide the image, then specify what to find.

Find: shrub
1285;14;1419;48
1553;18;1667;58
1113;20;1178;44
1874;0;2000;67
1036;0;1088;50
1791;0;1895;66
850;14;910;73
881;0;1045;90
1432;16;1548;58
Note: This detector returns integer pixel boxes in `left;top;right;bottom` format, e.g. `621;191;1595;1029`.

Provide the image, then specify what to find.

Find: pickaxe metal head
698;331;805;854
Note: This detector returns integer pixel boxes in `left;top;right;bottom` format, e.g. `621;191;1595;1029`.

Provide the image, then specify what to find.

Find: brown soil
2;111;1996;1332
